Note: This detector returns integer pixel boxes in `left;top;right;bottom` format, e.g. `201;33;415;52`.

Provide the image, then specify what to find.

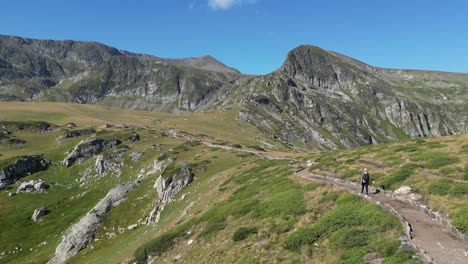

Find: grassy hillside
0;102;455;263
305;134;468;234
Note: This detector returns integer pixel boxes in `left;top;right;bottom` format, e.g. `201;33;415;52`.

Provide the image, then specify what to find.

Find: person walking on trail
361;168;370;195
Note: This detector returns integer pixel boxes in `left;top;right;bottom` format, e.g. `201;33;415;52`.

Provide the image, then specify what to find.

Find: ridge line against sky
1;0;468;75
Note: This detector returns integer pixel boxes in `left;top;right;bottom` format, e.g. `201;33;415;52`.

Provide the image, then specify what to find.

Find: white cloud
208;0;256;10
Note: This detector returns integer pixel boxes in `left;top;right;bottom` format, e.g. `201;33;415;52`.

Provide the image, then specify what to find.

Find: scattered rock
126;132;140;142
394;186;412;195
155;164;194;204
17;180;49;193
127;224;138;230
130;152;144;161
0;155;50;185
59;129;95;140
32;207;49;222
147;205;161;224
63;138;122;167
402;244;416;252
187;239;193;245
0;182;7;190
174;254;181;261
363;252;382;264
8;192;16;197
66;123;77;129
99;124;113;129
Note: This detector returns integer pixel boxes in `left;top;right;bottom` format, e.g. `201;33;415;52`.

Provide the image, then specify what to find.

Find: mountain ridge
0;35;467;149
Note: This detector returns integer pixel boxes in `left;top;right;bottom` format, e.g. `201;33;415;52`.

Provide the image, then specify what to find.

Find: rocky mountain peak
160;54;240;74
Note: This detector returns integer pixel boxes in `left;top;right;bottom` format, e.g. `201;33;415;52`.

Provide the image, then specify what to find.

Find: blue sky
2;0;468;74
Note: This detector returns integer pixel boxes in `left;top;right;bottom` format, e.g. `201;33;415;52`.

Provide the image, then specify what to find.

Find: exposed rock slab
48;183;133;264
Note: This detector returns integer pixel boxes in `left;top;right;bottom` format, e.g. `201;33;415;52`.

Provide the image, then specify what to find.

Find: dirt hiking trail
297;169;468;264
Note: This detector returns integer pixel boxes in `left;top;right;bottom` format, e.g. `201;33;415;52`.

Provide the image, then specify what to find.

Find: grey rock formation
17;179;49;193
31;207;49;222
129;152;143;161
238;45;468;149
0;155;50;185
63;138;122;167
155;164;194;204
126;132;140;142
58;128;95;140
48;183;133;264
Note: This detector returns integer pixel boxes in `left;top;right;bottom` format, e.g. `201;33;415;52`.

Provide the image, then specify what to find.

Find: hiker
361;168;370;195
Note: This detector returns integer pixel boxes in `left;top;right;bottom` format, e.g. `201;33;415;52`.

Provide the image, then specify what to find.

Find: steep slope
237;45;468;149
0;35;245;110
0;104;426;263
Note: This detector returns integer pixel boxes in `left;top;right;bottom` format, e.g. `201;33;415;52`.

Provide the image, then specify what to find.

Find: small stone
363;252;382;264
8;192;16;197
187;239;193;245
402;244;416;252
127;224;138;230
398;236;408;242
32;207;49;222
174;254;181;261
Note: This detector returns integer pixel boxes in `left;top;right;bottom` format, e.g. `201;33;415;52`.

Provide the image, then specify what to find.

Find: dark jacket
362;172;370;185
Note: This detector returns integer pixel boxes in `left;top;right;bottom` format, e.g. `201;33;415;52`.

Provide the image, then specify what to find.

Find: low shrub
380;164;421;189
439;167;457;175
425;157;459;169
319;192;339;204
330;228;370;249
464;165;468;181
383;155;404;166
452;206;468;234
428;179;453;195
411;152;459;169
460;144;468;154
448;184;468;197
285;195;400;251
247;144;266;152
231;143;242;148
232;226;258;241
340;169;360;179
303;182;322;191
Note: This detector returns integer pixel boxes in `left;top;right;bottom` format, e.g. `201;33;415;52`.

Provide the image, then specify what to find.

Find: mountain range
1;35;467;149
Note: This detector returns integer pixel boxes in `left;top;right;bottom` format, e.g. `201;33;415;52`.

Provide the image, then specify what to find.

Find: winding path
296;169;468;264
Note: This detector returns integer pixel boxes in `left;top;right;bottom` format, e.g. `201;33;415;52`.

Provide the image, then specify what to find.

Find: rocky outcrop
48;183;133;264
63;137;122;167
126;132;140;142
17;179;49;193
58;129;95;140
31;207;49;222
0;155;50;185
155;164;194;204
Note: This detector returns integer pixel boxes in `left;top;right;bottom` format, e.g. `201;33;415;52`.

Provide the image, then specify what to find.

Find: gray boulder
32;207;49;222
17;179;49;193
63;137;123;167
63;138;106;167
48;183;134;264
0;155;50;185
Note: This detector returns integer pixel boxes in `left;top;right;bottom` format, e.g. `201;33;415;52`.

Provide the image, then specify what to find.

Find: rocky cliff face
0;35;244;110
238;45;468;149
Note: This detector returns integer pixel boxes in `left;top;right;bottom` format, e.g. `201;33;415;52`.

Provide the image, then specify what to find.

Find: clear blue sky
2;0;468;75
